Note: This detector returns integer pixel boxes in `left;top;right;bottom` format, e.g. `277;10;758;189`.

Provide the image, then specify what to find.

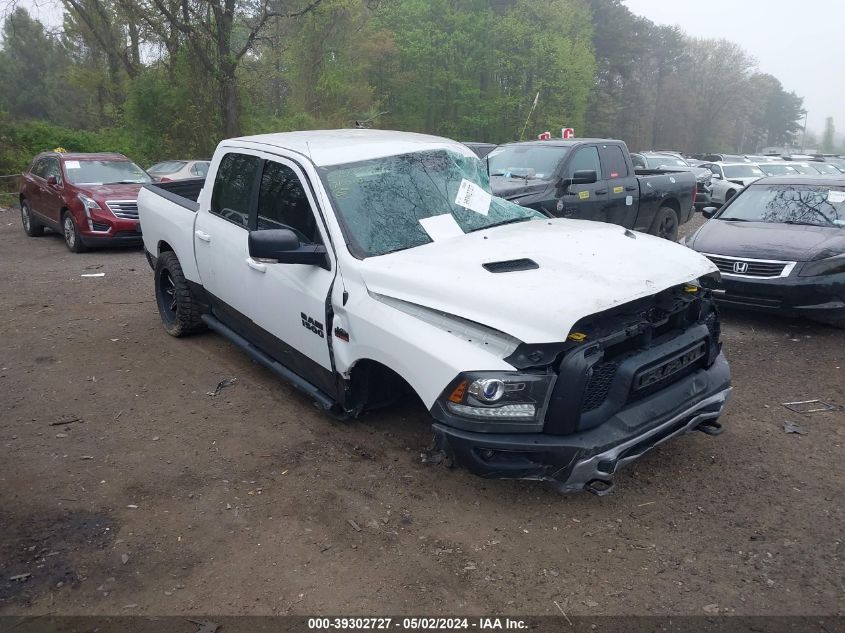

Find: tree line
0;0;816;175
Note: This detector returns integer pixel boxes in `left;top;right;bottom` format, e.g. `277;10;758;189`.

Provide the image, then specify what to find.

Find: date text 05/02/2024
307;618;528;630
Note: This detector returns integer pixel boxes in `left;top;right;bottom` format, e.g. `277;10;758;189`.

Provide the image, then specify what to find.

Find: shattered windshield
320;149;542;258
720;185;845;227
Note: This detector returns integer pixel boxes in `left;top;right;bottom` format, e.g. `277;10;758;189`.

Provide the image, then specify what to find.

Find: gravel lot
0;207;843;616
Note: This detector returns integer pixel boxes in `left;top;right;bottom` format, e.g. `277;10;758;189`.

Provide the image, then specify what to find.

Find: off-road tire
651;206;679;241
62;211;87;253
154;251;205;337
21;200;45;237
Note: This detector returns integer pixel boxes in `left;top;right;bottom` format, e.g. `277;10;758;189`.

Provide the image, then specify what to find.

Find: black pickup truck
488;139;696;240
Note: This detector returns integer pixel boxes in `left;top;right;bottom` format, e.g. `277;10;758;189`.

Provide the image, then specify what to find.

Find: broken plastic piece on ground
783;422;808;435
781;399;840;414
207;377;237;397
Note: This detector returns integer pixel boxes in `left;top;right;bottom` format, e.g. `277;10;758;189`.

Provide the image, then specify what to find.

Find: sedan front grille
704;254;795;279
106;200;139;219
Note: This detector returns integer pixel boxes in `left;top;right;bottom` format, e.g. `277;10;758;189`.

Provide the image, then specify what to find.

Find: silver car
699;162;766;205
147;160;210;182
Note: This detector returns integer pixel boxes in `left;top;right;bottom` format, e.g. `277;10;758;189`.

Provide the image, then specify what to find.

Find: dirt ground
0;207;843;617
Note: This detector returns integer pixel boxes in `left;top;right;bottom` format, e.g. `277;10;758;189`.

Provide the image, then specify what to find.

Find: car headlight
441;371;554;423
799;253;845;277
77;194;103;217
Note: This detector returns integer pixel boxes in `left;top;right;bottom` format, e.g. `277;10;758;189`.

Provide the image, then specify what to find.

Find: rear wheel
62;212;87;253
651;207;679;241
154;251;205;337
21;200;44;237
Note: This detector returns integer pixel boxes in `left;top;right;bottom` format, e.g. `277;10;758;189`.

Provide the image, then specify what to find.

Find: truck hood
360;219;717;343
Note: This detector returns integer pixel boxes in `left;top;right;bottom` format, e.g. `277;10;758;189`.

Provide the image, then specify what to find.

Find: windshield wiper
468;216;533;233
719;217;753;222
110;180;146;184
782;220;828;227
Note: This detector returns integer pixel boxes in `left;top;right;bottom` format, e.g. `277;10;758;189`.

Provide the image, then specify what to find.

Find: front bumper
707;272;845;321
432;353;731;494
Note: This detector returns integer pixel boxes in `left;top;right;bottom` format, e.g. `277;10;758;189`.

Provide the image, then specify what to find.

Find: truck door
241;156;336;393
193;151;262;333
557;145;606;222
599;144;639;229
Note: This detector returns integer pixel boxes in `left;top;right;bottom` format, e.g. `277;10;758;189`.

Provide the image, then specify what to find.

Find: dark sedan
683;176;845;327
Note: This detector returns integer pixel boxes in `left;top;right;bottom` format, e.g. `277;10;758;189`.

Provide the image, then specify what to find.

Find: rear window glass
601;145;630;178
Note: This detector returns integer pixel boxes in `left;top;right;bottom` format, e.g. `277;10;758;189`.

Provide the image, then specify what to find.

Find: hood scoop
482;258;539;273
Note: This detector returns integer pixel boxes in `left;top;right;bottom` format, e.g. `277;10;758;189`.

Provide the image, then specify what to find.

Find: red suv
19;152;151;252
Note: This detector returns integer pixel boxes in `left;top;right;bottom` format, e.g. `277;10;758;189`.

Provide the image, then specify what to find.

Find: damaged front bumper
431;353;731;495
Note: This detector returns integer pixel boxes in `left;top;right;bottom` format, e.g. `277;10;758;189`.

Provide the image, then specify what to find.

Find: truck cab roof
231;129;475;167
498;138;623;149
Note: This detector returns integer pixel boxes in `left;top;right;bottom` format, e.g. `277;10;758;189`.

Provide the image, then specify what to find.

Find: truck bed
138;178;204;284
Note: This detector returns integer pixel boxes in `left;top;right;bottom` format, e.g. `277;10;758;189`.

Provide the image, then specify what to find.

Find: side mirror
47;175;60;186
701;206;718;219
558;169;598;194
248;229;329;269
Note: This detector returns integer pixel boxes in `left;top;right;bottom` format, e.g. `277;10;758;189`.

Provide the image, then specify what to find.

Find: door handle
246;258;267;273
595;189;608;195
195;230;212;243
625;185;637;191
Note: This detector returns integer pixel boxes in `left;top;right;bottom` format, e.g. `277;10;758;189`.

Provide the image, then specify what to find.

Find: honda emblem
732;261;749;274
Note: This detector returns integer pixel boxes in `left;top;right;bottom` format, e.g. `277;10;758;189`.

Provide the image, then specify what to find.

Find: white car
138;129;731;495
699;162;766;205
147;159;210;182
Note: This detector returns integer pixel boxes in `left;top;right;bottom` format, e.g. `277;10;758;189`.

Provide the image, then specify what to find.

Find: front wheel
651;207;679;241
21;201;44;237
154;251;206;337
62;212;87;253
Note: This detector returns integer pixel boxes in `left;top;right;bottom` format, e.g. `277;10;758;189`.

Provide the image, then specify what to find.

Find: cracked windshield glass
320;149;542;257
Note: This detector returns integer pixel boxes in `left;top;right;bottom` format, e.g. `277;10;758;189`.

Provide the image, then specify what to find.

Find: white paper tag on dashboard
65;160;81;169
454;179;491;216
419;214;465;241
828;190;845;203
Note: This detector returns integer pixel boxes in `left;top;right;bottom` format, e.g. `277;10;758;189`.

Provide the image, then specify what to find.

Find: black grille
482;258;539;273
707;255;788;278
628;356;704;403
581;361;618;412
106;200;139;219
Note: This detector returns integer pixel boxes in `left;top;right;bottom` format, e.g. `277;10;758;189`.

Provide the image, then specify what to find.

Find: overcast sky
623;0;845;136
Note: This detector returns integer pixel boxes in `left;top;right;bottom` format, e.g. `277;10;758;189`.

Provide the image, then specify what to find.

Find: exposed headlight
799;253;845;277
442;371;554;422
77;194;103;217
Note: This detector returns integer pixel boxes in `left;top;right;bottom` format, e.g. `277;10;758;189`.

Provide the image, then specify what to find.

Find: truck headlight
442;371;554;422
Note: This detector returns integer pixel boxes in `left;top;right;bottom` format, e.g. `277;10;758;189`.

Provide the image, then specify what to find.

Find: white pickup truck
138;129;732;495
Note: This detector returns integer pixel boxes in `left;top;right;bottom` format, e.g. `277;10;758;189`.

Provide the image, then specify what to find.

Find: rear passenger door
193;151;261;332
558;145;606;222
599;144;639;229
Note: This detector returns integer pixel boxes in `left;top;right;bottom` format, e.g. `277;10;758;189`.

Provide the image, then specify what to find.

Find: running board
201;314;335;410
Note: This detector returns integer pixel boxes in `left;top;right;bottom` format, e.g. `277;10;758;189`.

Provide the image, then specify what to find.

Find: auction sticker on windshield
454;179;491;216
828;190;845;204
65;161;81;169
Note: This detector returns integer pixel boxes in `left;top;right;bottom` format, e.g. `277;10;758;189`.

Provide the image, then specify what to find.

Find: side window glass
601;145;630;178
210;153;259;228
567;146;602;179
31;159;47;178
631;154;646;169
192;162;209;177
256;161;320;244
44;159;61;183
